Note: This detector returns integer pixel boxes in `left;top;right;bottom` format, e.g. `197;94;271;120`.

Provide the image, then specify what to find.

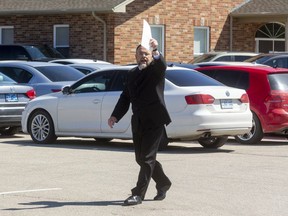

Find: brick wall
112;0;251;64
0;0;261;65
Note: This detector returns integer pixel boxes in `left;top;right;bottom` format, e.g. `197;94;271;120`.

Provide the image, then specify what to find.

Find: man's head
135;45;153;70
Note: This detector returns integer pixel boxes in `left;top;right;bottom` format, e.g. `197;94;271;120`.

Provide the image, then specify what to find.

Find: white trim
53;24;69;48
112;0;135;12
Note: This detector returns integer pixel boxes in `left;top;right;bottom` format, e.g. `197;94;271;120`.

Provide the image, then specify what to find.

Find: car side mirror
62;86;72;95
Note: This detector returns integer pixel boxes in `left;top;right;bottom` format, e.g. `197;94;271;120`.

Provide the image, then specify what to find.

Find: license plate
5;93;18;102
220;99;233;109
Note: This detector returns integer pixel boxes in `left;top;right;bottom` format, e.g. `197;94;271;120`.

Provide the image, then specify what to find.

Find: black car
245;53;288;68
0;44;64;62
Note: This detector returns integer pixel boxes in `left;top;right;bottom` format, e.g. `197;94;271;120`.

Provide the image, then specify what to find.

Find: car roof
195;65;288;74
50;58;111;64
0;61;63;67
194;61;262;67
70;63;118;68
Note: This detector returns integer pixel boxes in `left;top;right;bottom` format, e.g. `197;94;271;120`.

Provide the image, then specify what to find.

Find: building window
255;22;285;53
54;24;69;57
194;27;209;57
151;25;165;55
0;26;14;44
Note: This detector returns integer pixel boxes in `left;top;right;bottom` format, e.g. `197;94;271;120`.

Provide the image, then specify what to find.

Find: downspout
230;16;233;51
92;12;107;61
286;17;288;52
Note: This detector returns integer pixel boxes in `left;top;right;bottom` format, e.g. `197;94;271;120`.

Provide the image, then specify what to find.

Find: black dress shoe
123;195;142;206
154;183;171;201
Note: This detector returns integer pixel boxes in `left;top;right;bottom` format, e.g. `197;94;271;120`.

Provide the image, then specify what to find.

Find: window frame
53;24;69;48
151;25;165;55
0;26;14;44
194;26;210;57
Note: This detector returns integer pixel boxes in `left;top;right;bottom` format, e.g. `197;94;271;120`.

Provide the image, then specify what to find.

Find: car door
57;71;111;133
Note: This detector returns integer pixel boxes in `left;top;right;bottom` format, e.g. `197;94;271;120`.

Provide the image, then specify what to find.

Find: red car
195;65;288;144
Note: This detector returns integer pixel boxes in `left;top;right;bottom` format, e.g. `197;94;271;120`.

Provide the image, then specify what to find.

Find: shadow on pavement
3;200;125;211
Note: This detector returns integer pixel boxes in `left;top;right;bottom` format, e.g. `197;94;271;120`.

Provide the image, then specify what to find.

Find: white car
21;65;253;149
190;52;258;64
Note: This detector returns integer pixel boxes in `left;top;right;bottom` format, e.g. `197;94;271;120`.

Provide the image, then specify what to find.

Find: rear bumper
262;108;288;133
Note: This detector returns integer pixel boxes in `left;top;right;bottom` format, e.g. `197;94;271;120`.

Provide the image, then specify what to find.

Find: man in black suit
108;38;172;206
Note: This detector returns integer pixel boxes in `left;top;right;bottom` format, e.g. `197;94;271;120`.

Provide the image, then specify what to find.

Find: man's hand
108;116;117;128
150;38;158;51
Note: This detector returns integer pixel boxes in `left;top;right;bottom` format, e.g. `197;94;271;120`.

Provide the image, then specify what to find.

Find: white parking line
0;188;62;195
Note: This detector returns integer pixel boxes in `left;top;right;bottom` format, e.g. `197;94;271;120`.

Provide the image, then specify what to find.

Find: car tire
0;127;19;136
28;110;57;144
198;136;228;148
234;112;263;144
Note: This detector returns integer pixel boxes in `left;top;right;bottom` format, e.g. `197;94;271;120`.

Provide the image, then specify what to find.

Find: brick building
0;0;286;64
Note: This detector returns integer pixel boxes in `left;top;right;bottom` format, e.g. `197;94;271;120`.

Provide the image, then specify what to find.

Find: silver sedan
0;61;84;96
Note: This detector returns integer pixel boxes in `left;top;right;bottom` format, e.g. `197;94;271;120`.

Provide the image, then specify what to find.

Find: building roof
231;0;288;17
0;0;135;15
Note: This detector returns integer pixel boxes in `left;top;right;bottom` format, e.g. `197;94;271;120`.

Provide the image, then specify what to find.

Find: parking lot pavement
1;134;288;216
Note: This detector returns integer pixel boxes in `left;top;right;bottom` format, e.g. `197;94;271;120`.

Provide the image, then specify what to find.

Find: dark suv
195;65;288;144
245;53;288;68
0;44;64;61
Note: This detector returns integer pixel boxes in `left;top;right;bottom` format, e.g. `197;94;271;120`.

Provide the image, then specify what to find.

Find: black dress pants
131;114;171;199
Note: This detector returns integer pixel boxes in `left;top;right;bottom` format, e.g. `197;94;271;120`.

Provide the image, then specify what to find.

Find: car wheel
0;127;19;136
94;138;113;142
198;136;228;148
234;112;263;144
28;110;57;144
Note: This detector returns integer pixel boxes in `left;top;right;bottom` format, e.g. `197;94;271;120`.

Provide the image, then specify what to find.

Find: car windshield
23;46;47;59
35;66;84;82
189;54;218;64
245;55;272;64
268;73;288;91
165;69;223;87
0;72;16;84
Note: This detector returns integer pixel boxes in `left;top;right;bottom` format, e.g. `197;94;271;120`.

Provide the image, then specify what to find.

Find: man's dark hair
136;44;142;52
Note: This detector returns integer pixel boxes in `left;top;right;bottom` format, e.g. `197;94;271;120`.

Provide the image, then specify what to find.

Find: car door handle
93;99;101;104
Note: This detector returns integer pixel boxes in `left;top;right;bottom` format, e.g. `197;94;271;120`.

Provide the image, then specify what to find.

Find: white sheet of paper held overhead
141;19;152;51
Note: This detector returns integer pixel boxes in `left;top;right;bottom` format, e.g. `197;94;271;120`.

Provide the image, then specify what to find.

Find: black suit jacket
111;54;171;129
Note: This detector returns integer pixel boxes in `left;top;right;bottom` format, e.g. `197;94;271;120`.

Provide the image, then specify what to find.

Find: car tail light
240;93;249;103
26;89;36;100
185;94;215;105
264;90;288;109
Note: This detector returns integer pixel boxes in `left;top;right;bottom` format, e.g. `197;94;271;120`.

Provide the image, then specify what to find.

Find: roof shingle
0;0;134;14
231;0;288;17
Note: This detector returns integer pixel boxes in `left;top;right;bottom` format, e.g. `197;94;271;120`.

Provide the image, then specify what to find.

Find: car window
72;71;116;93
0;72;16;84
35;66;84;82
72;67;93;75
165;69;223;86
268;73;288;90
234;56;253;61
0;67;33;83
215;56;232;61
109;70;128;91
198;69;249;90
266;58;288;68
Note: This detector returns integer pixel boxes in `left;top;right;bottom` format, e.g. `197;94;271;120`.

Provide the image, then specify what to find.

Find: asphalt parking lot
1;134;288;216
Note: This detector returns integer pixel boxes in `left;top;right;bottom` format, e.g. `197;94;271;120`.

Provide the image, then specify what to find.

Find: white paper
141;19;152;51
